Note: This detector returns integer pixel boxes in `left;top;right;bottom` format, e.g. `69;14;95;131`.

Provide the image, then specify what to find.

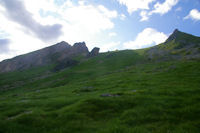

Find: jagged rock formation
0;41;90;73
88;47;100;57
147;29;200;60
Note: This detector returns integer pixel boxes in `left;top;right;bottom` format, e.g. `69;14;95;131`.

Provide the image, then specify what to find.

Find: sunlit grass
0;50;200;133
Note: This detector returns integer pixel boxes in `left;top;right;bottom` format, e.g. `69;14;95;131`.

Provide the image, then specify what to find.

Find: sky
0;0;200;61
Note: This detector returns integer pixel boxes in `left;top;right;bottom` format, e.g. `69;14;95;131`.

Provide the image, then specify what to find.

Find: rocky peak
173;29;179;34
165;29;181;43
56;41;71;47
72;42;89;53
88;47;100;57
49;41;71;53
73;42;86;47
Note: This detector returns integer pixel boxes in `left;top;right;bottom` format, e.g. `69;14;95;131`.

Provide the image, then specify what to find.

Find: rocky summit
0;41;98;73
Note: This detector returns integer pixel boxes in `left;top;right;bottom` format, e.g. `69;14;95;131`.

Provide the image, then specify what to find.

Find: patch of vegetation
0;49;200;133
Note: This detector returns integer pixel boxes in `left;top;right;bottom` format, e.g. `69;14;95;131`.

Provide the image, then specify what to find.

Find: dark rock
101;94;112;97
72;42;89;55
12;94;19;97
82;86;94;89
72;86;95;93
35;90;40;93
88;47;100;57
132;90;137;92
100;93;120;97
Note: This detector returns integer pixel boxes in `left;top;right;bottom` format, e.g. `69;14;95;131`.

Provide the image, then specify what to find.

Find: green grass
0;50;200;133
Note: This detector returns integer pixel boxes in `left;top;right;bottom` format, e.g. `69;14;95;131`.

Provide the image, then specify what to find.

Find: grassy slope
0;49;200;133
157;31;200;50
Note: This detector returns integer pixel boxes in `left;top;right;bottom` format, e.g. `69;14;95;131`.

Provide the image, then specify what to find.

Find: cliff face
0;41;89;73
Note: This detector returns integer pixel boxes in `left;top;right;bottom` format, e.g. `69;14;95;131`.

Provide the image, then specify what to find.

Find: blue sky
0;0;200;61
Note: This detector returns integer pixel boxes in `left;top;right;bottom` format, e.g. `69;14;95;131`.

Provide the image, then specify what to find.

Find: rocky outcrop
88;47;100;57
57;42;89;61
0;41;90;73
72;42;89;56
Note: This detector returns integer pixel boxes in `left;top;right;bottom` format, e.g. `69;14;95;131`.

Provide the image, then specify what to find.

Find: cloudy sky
0;0;200;61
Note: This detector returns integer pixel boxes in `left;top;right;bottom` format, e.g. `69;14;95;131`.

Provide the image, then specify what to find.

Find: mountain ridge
0;29;200;73
0;41;98;73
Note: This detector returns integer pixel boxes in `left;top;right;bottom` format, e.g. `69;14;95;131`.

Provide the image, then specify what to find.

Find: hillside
0;30;200;133
147;29;200;60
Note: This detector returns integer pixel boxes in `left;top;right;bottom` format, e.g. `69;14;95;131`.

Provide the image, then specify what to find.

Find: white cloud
58;3;118;50
123;28;168;49
0;9;45;61
140;11;149;21
150;0;179;15
139;0;179;21
117;0;155;14
101;41;121;52
120;14;126;20
0;0;119;61
175;7;182;12
0;53;17;62
184;9;200;21
62;4;117;32
109;32;117;37
23;0;118;34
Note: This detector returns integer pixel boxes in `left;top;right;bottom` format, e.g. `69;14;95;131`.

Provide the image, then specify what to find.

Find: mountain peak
57;41;69;45
72;42;89;53
173;28;179;33
148;29;200;60
73;42;86;47
171;28;181;37
164;29;200;45
54;41;71;47
165;29;181;43
46;41;71;54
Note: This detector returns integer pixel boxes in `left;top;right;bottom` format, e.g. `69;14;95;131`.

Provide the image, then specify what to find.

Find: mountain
1;29;199;73
0;29;200;132
147;29;200;60
0;41;99;73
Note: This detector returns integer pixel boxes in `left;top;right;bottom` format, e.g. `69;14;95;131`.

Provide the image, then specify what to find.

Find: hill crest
147;29;200;60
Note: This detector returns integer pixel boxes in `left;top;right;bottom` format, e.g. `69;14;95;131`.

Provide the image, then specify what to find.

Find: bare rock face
72;42;89;55
0;41;90;73
88;47;100;57
57;42;89;61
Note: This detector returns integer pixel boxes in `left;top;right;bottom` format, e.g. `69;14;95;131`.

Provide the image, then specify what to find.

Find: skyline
0;0;200;61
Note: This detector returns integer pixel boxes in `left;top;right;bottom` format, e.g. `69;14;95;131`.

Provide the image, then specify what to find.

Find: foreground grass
0;50;200;133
